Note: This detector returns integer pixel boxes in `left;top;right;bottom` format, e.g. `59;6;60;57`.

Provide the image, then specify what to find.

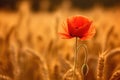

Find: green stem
78;44;88;80
72;38;88;80
72;37;78;80
77;44;88;64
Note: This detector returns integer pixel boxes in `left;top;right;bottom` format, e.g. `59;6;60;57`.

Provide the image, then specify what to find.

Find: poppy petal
76;21;92;38
80;24;96;40
59;15;96;40
58;33;72;39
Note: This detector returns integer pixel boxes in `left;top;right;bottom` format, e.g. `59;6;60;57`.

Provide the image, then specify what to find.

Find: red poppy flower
59;15;96;40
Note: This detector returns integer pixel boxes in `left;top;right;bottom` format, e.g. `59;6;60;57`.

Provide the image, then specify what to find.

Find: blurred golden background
0;0;120;80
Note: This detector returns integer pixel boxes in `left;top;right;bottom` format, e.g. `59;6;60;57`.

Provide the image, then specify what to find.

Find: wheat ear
110;70;120;80
97;50;108;80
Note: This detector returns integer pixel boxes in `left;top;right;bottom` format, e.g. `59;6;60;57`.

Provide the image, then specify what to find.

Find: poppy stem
72;37;78;80
80;44;89;80
83;44;88;64
72;39;89;80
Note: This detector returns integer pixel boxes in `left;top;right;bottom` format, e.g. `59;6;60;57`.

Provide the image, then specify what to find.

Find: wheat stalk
22;47;50;80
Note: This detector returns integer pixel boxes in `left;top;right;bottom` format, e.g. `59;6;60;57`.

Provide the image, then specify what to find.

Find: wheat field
0;1;120;80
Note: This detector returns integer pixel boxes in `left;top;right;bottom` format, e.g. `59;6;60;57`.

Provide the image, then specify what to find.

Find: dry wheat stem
63;69;73;80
